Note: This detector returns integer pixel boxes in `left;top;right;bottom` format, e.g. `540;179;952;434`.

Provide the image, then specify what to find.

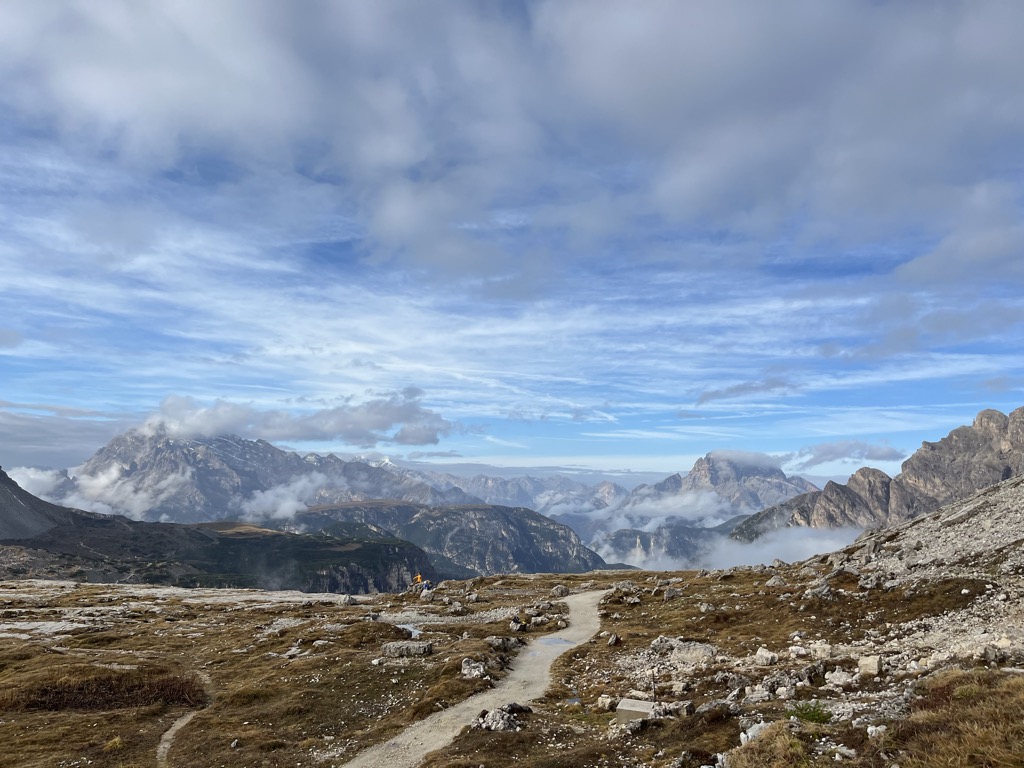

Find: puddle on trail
537;636;574;646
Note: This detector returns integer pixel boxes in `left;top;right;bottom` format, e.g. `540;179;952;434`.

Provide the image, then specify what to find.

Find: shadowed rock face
733;406;1024;541
293;501;608;577
0;467;85;540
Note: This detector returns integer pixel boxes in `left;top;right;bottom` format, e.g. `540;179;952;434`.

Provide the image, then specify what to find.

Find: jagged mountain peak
733;405;1024;542
62;431;479;523
689;452;789;485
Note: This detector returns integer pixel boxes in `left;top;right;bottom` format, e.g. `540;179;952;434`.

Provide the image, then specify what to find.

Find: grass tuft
786;700;832;724
726;721;811;768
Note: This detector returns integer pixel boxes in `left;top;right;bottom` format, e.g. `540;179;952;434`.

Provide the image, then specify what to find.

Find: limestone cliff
732;406;1024;541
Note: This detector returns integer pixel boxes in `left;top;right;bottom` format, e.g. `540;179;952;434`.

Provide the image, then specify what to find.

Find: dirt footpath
340;589;607;768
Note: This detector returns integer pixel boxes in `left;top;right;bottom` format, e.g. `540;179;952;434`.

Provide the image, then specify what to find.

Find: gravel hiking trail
340;589;608;768
156;670;213;767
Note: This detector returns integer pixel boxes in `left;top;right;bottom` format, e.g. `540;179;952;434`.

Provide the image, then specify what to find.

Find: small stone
858;655;881;676
382;641;433;658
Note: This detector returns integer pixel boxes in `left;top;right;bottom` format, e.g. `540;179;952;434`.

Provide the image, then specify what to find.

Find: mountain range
8;405;1024;574
32;431;819;556
732;406;1024;541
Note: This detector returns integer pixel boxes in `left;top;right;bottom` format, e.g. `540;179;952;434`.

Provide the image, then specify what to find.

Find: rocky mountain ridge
579;453;819;566
290;501;610;577
68;430;480;522
11;433;615;576
733;406;1024;541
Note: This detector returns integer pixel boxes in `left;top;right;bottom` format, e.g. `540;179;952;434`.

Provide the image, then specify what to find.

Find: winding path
155;670;213;768
340;589;607;768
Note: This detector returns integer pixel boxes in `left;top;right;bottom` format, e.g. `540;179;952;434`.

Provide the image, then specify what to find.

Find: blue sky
2;1;1023;481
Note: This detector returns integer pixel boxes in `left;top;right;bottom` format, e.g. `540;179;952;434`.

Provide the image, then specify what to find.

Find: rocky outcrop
677;453;818;510
733;406;1024;541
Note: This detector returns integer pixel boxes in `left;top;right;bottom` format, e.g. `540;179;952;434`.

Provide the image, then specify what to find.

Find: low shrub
786;700;832;724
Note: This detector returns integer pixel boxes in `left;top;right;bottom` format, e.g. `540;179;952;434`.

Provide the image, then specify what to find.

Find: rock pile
473;702;532;732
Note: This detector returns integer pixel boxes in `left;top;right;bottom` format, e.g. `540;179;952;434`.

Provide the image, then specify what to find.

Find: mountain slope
291;501;609;576
0;468;435;592
733;406;1024;541
0;466;85;539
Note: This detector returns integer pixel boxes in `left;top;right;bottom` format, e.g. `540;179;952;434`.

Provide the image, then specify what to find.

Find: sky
2;1;1024;482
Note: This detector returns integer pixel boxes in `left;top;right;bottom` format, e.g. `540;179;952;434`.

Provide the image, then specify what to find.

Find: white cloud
788;440;906;471
239;473;331;521
142;389;453;447
707;450;784;470
6;466;66;499
703;528;863;570
598;526;863;571
2;2;1024;475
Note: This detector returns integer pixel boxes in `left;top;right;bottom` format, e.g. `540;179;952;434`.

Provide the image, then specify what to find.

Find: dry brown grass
871;668;1024;768
0;664;207;711
0;567;1016;768
726;721;812;768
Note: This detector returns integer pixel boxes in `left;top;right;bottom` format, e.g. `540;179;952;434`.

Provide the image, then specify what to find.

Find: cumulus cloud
598;526;862;571
4;1;1023;288
70;464;194;520
703;527;863;570
9;462;193;520
707;449;783;470
239;472;332;521
142;389;453;447
788;440;906;471
7;466;69;500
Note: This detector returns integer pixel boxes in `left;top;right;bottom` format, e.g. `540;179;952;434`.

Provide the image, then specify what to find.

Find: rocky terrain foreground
0;474;1022;767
